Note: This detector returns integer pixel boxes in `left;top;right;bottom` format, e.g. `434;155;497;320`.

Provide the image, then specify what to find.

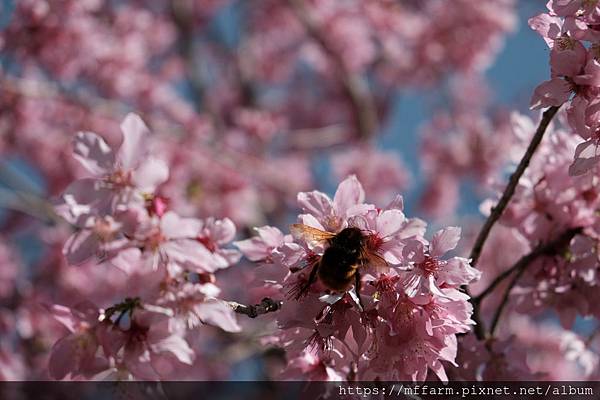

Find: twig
487;227;582;336
286;0;378;140
472;258;527;305
470;302;487;341
468;106;560;269
228;298;283;318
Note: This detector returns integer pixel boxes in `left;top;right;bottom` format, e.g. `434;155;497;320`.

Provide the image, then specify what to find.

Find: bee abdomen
318;264;356;291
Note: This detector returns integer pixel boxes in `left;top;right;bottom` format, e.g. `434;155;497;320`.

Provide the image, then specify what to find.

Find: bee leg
302;262;319;294
288;261;319;300
354;271;365;311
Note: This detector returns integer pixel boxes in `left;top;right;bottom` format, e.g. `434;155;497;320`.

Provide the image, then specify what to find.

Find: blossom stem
487;227;582;336
468;105;560;269
228;298;283;318
287;0;378;140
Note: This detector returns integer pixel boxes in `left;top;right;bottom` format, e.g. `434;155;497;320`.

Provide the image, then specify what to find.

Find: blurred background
2;0;585;381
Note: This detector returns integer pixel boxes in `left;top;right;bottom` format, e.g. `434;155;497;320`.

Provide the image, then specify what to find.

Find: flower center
366;233;384;251
323;215;343;232
106;169;132;188
145;230;166;252
375;275;399;293
93;218;116;242
418;255;439;276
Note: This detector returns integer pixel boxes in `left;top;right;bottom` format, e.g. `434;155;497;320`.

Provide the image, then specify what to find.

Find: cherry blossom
237;176;478;381
2;0;600;386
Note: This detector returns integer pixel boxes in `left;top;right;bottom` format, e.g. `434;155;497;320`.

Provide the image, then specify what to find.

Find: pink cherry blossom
47;302;107;380
62;113;169;214
400;227;480;305
239;176;476;381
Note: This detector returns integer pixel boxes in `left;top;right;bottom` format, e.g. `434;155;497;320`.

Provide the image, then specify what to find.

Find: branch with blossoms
468;105;560;269
472;226;583;339
488;227;582;336
465;105;560;340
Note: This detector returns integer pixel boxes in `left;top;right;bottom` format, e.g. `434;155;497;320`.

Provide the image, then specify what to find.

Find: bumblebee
288;224;388;308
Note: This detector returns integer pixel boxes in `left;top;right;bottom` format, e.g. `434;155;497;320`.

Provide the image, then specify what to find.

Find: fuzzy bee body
317;227;364;291
289;224;388;305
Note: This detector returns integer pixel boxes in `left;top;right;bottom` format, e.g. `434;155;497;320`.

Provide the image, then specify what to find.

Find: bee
288;224;388;309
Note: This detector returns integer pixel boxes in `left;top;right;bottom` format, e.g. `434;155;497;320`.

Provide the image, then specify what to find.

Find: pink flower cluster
482;113;600;328
530;0;600;175
236;176;480;381
49;114;242;380
452;316;599;381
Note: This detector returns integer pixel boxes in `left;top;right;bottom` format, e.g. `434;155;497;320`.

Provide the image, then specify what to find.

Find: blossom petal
332;175;365;216
569;140;600;176
72;132;115;176
63;230;98;265
376;209;406;238
160;212;200;239
131;158;169;193
529;78;572;109
209;218;236;244
118;113;150;169
431;227;461;257
528;13;562;46
297;190;333;220
194;298;241;332
439;257;481;286
150;335;194;365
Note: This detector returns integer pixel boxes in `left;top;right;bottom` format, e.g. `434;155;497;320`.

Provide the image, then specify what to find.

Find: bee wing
361;248;389;273
290;224;335;244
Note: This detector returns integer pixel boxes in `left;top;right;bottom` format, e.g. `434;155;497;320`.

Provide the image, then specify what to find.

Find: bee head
333;227;365;251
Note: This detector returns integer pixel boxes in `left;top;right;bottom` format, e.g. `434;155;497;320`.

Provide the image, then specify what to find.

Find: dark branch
487;227;582;336
472;259;525;305
229;298;283;318
468;106;560;269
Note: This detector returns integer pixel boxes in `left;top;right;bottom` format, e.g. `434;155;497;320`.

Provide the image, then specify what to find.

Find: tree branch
286;0;378;140
468;106;560;269
487;227;582;336
228;298;283;318
472;258;525;305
